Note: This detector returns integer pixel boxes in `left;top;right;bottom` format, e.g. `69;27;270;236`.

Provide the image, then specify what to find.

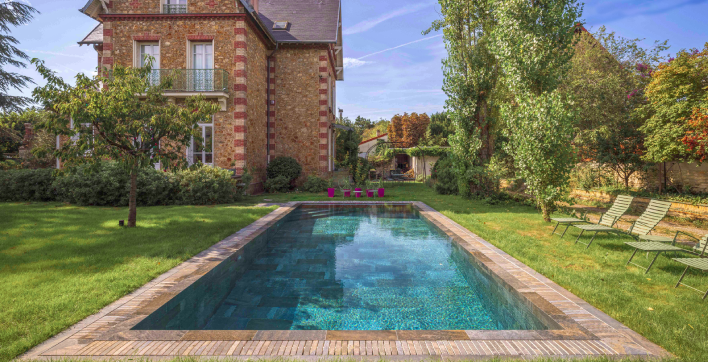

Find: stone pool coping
20;201;671;360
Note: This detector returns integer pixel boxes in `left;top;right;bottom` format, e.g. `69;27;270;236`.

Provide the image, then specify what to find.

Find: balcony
145;69;230;111
162;4;187;14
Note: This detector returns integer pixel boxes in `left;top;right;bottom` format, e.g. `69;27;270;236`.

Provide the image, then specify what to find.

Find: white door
191;43;213;91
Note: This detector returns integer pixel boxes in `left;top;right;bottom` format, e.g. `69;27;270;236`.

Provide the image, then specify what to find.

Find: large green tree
492;0;582;221
335;116;361;169
32;60;220;227
563;26;668;159
639;44;708;163
425;0;499;194
0;1;38;112
421;112;454;147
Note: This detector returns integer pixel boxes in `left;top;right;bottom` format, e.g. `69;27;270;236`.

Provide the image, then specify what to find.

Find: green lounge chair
573;199;672;249
551;195;634;237
673;236;708;300
625;231;700;274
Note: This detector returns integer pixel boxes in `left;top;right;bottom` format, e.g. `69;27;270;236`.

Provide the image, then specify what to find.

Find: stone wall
245;22;268;187
110;0;241;14
579;162;708;192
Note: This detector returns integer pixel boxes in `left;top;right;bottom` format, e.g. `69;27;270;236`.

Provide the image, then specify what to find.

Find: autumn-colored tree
682;106;708;163
638;44;708;163
387;112;430;148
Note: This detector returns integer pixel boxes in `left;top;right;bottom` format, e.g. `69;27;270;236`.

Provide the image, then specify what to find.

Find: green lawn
0;203;276;362
4;183;708;362
247;183;708;362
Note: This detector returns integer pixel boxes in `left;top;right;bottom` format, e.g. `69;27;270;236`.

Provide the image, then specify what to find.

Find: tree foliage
639;44;708;163
361;118;389;140
353;115;374;135
421;112;454;147
335;117;361;169
563;26;668;159
31;60;220;227
387;112;430;148
682;105;708;163
492;0;582;221
426;0;499;195
0;1;38;112
594;121;647;188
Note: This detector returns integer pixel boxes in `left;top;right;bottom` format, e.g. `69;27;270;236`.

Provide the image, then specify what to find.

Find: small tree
32;60;220;227
387;112;430;148
682;106;708;163
594;122;647;188
0;1;38;112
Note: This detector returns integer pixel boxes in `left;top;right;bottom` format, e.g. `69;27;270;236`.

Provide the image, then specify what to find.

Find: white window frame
188;41;214;91
187;116;214;166
134;42;160;68
161;0;187;13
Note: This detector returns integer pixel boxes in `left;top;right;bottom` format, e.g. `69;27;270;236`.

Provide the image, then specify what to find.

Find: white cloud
358;34;443;60
343;3;430;35
343;58;373;69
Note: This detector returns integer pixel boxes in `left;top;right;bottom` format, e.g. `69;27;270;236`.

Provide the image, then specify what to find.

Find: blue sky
6;0;708;121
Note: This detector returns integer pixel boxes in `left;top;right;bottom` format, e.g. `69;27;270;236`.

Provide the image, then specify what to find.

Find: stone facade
83;0;340;188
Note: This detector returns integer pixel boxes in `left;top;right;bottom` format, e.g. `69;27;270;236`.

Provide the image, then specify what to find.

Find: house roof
359;133;388;146
78;23;103;45
256;0;341;43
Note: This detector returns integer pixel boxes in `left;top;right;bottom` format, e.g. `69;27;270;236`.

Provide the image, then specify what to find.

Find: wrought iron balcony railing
145;69;229;93
162;4;187;14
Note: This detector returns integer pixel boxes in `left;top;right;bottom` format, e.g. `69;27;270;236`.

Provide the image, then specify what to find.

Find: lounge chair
551;195;633;237
573;199;672;249
625;231;700;274
672;236;708;300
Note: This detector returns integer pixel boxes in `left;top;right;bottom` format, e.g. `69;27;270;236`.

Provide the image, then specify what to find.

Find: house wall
110;0;240;14
245;23;268;187
273;44;336;181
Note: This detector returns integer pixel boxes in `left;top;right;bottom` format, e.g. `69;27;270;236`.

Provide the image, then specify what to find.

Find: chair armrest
676;231;700;241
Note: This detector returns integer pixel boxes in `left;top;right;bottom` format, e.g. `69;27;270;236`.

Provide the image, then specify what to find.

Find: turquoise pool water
135;205;548;331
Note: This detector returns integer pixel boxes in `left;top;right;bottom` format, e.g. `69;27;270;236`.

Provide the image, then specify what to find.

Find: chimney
252;0;259;13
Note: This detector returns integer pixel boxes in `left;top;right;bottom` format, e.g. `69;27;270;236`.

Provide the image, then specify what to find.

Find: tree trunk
540;201;551;223
128;164;138;227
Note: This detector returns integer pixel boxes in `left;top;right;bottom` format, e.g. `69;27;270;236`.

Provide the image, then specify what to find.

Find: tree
421;112;454;147
491;0;582;221
425;0;499;194
335;117;361;169
361;118;389;140
681;105;708;163
594;121;647;188
0;108;48;154
639;44;708;163
353;116;374;135
0;1;38;112
563;26;668;159
32;60;220;227
387;112;430;148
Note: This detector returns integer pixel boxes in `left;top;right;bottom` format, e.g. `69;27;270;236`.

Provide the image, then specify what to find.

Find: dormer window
273;21;289;30
163;0;187;14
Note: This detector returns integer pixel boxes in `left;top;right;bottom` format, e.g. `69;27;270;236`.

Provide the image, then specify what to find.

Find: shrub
266;156;302;183
53;162;177;206
176;165;245;205
464;166;500;199
0;168;56;202
302;175;331;193
265;175;291;193
0;159;20;170
432;155;458;195
351;157;371;187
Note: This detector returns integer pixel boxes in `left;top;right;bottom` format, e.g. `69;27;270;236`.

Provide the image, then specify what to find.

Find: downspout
266;43;278;163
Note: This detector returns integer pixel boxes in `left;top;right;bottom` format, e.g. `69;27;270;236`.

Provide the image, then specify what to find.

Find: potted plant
377;177;385;198
340;180;352;197
366;180;376;198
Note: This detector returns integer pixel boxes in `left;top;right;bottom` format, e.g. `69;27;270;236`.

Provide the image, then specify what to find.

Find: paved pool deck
20;201;671;360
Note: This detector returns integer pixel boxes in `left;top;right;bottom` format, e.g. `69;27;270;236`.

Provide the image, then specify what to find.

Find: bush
176;165;245;205
0;168;56;202
266;156;302;183
432;155;458;195
351;157;371;187
463;166;500;199
302;175;331;193
0;159;20;170
265;175;291;193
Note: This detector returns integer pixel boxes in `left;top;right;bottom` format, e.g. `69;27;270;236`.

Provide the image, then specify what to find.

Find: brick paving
20;202;671;360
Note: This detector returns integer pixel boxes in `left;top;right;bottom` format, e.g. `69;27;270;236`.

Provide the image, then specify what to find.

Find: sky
5;0;708;121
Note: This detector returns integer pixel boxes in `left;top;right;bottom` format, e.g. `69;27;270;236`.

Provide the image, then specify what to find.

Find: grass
4;183;708;362
247;183;708;362
0;203;276;362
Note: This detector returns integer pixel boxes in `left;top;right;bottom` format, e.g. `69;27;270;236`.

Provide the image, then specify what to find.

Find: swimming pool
134;205;548;331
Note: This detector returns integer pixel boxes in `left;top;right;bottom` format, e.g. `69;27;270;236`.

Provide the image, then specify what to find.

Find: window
188;117;214;165
163;0;187;14
273;21;289;30
138;43;160;86
190;42;214;91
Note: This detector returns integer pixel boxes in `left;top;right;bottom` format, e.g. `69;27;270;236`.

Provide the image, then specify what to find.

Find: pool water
135;205;548;331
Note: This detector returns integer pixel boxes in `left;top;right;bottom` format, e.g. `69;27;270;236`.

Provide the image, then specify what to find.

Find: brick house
77;0;343;189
